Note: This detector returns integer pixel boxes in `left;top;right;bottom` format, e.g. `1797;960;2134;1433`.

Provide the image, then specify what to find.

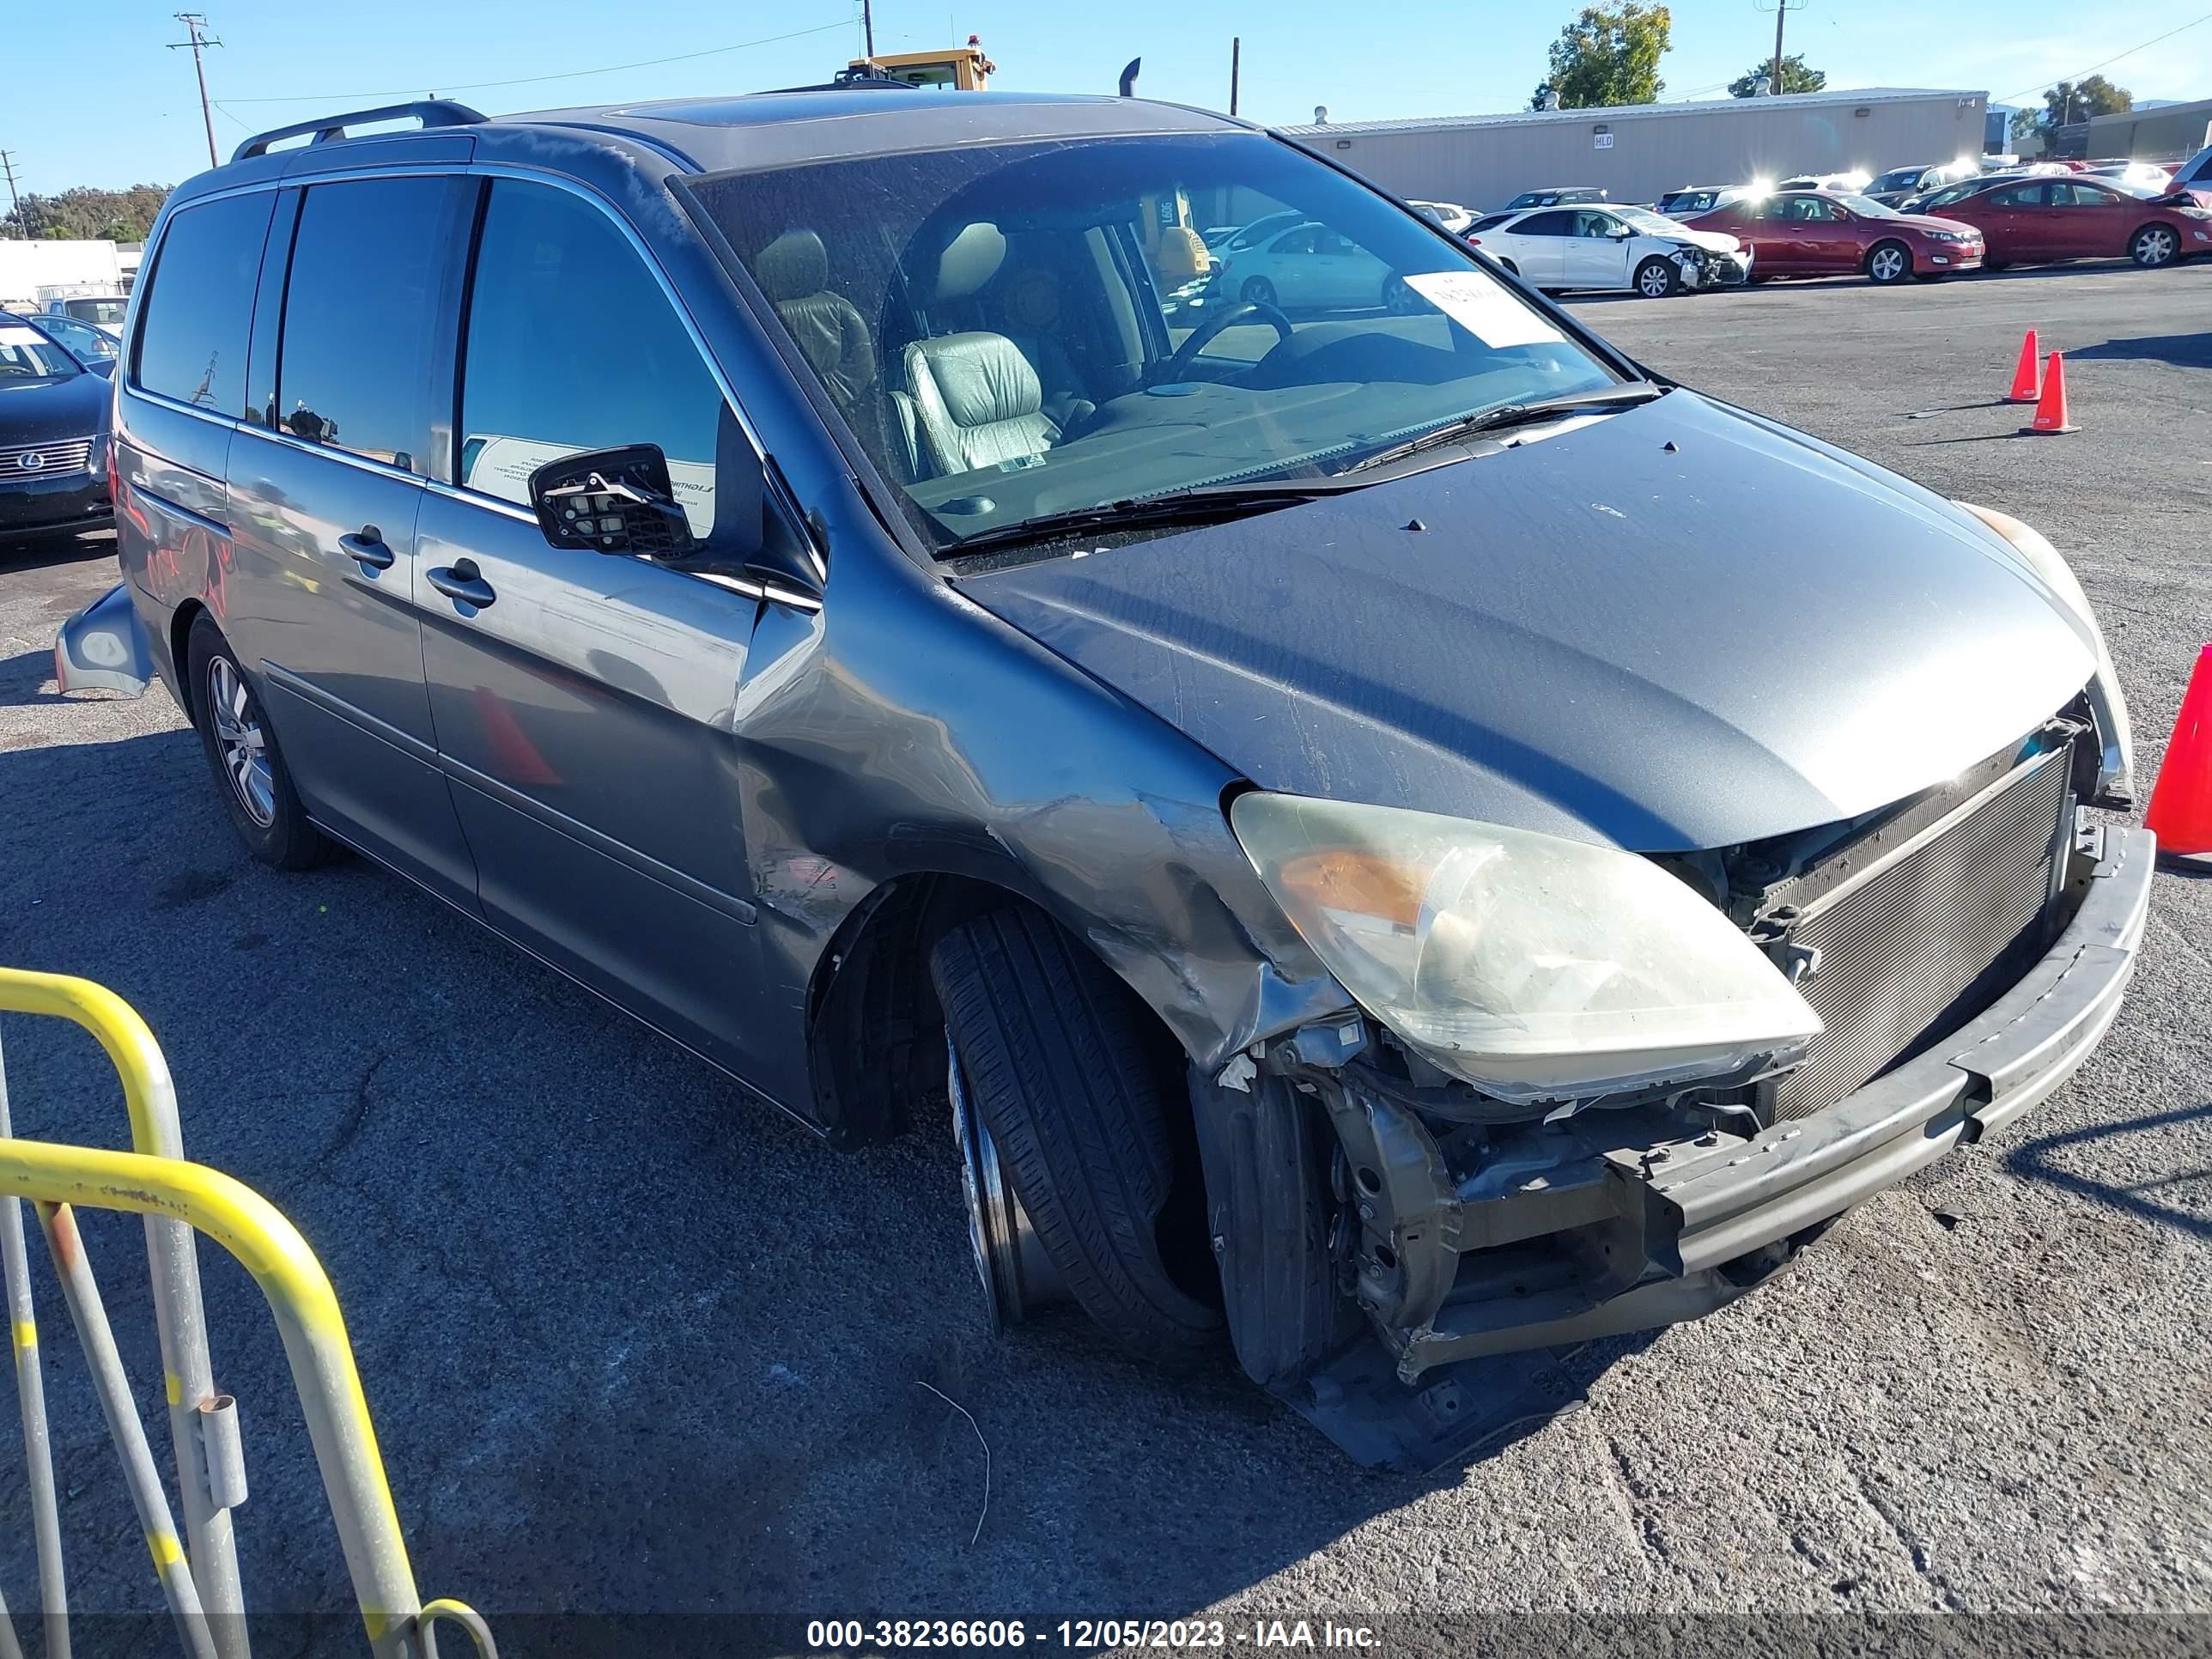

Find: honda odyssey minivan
60;88;2153;1467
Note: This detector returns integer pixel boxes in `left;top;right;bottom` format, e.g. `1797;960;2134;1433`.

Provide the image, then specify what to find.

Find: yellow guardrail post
0;1031;68;1659
0;1139;492;1659
0;970;246;1659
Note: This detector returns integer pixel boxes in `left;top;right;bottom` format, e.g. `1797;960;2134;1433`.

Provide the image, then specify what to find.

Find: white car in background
1212;221;1409;311
1408;198;1474;234
1467;204;1752;296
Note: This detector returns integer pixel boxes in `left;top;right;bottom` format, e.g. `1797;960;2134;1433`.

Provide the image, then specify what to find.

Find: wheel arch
168;598;210;725
804;868;1193;1150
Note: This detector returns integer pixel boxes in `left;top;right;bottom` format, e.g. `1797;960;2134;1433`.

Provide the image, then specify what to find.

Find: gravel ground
0;257;2206;1659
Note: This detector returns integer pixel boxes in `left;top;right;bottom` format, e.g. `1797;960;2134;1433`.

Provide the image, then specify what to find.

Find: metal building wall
2085;101;2212;160
1291;93;1986;210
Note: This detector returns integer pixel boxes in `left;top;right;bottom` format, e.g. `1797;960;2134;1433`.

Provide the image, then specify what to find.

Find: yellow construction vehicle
847;36;996;90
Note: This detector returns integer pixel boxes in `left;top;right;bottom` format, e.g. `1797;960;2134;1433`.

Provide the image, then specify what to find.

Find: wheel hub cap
949;1038;1065;1332
207;657;276;829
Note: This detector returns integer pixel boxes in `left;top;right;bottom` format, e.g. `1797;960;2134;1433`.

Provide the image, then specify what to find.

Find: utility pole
0;151;21;238
168;13;222;171
1230;37;1241;118
1754;0;1806;96
862;0;876;58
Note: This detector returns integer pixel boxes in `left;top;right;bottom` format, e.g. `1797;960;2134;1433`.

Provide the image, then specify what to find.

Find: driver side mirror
529;445;697;557
1608;223;1634;238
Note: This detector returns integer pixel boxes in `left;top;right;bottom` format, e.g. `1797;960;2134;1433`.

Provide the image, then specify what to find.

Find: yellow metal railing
0;968;493;1658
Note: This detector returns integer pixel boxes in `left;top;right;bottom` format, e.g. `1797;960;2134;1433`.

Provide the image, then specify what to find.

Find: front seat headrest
756;229;831;302
933;223;1008;301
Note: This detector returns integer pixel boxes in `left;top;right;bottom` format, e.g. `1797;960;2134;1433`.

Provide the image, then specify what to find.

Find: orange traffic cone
2006;330;2041;402
2021;351;2078;434
2144;643;2212;866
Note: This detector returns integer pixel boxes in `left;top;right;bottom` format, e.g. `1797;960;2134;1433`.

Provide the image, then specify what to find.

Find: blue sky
9;1;2211;191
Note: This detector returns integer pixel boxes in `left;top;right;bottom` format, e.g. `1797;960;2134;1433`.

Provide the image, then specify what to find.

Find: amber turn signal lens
1273;847;1429;930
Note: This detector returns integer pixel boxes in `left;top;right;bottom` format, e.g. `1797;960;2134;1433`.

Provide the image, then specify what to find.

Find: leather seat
901;332;1060;476
753;229;875;407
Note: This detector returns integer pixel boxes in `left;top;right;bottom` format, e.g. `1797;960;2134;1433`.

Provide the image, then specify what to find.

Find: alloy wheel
1638;262;1674;297
1869;246;1907;283
205;656;276;829
2135;227;2177;267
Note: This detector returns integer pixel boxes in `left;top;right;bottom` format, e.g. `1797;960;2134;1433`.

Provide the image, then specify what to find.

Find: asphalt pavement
0;257;2207;1658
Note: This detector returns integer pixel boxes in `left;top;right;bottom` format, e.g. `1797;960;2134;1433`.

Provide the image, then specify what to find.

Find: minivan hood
963;391;2098;852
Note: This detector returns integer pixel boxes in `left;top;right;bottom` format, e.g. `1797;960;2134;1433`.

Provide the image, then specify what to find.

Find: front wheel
185;613;332;870
1240;275;1278;307
931;908;1223;1362
1866;240;1912;284
2131;223;2179;268
1982;258;2012;272
1633;256;1680;298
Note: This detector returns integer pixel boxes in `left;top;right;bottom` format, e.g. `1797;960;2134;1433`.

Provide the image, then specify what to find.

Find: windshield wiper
942;481;1362;556
1340;381;1668;474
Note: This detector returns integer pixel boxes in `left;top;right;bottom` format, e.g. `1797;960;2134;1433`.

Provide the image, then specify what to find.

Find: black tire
1866;240;1912;284
1190;1069;1353;1389
1912;271;1947;283
1982;258;2012;272
1632;256;1680;299
2130;223;2179;268
185;612;332;871
931;908;1223;1360
1240;276;1278;307
1495;258;1519;277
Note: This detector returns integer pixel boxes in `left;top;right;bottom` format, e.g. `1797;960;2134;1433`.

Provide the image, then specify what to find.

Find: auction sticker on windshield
1401;272;1565;349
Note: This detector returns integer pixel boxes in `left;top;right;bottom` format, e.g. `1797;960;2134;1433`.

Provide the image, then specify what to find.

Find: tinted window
1515;210;1576;236
459;179;725;537
136;191;274;412
1988;184;2044;208
275;178;447;473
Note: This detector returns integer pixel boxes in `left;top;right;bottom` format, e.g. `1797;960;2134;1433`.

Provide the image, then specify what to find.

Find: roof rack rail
229;99;488;165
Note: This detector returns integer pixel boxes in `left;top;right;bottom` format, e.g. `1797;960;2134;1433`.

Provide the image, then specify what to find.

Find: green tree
2039;75;2131;131
0;183;172;242
1729;53;1825;97
1540;3;1672;110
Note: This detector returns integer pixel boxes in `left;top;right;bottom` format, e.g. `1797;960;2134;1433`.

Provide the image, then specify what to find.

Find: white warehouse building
1279;87;1990;212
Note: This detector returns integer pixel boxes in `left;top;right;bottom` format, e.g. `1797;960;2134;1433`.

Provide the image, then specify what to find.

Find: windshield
60;298;128;327
1614;207;1688;235
695;131;1620;555
1870;167;1924;193
0;323;80;382
1835;194;1900;219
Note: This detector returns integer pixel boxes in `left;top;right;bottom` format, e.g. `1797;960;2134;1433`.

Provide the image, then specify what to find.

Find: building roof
2085;95;2212;126
1279;87;1984;139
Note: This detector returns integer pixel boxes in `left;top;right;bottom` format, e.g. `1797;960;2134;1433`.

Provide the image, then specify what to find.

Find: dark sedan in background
0;316;112;543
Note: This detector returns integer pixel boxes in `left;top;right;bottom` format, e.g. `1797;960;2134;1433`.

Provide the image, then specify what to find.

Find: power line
168;12;223;171
1996;9;2212;104
212;15;857;107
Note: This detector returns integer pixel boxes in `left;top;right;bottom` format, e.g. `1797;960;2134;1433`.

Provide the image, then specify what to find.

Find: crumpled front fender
54;583;153;697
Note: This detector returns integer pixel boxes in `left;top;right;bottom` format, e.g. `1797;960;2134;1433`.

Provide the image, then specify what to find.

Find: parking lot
1;258;2208;1654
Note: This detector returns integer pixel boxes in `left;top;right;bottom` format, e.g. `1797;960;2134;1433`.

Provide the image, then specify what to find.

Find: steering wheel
1156;300;1293;386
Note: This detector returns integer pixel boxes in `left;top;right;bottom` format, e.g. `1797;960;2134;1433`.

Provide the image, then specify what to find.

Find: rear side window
1515;210;1575;236
274;178;448;474
457;179;726;536
135;191;276;412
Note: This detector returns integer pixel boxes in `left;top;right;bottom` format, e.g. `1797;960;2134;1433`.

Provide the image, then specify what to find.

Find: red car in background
1685;190;1983;284
1928;176;2212;270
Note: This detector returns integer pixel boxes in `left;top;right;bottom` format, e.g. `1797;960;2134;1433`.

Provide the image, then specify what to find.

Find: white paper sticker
1401;272;1565;349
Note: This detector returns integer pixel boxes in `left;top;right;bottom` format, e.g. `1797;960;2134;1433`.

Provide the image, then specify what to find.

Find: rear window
135;192;276;413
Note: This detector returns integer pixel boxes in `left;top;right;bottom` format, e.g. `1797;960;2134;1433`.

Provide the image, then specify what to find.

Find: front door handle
337;526;394;570
426;558;496;608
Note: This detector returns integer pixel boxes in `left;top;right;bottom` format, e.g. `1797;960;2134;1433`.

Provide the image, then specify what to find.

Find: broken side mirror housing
528;444;698;557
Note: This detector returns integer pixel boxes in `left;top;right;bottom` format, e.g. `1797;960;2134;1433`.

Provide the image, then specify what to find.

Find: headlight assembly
1957;501;2133;800
1230;793;1821;1105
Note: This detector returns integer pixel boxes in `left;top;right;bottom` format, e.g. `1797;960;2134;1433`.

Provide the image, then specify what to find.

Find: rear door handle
426;558;496;609
338;526;394;570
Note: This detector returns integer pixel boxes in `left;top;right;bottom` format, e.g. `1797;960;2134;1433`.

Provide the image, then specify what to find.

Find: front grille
1765;743;2074;1121
0;438;94;479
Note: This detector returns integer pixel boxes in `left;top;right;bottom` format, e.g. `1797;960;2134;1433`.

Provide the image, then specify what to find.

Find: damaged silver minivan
62;88;2152;1468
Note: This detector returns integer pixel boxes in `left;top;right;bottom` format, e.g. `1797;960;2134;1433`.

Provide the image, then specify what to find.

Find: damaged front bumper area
1300;819;2152;1383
